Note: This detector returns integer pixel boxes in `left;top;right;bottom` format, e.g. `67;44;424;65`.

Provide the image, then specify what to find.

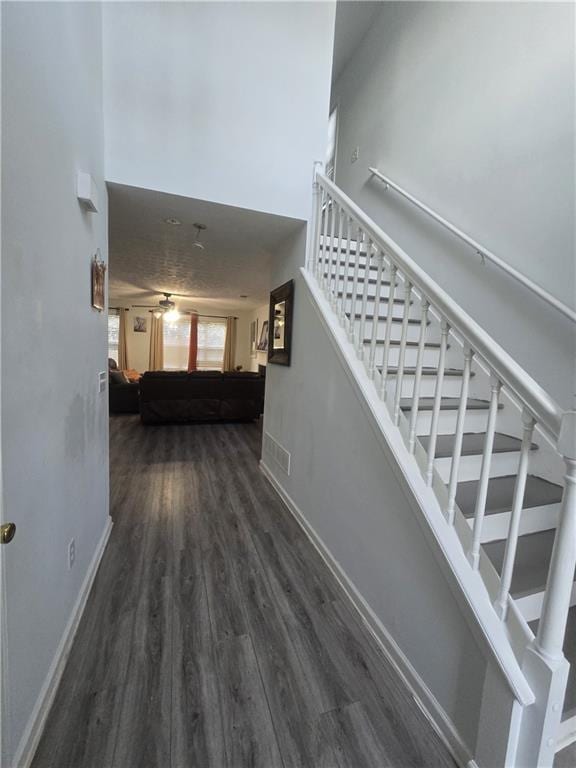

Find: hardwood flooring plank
215;634;283;768
316;700;395;767
111;471;173;768
32;417;458;768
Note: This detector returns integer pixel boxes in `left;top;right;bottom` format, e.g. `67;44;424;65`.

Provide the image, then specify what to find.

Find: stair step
324;275;397;287
516;582;576;623
380;367;465;378
420;432;537;459
337;291;409;305
401;397;496;412
456;475;563;518
485;529;574;599
348;312;428;324
363;339;442;348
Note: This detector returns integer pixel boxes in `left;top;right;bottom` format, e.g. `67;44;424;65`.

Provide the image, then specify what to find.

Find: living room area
106;182;300;426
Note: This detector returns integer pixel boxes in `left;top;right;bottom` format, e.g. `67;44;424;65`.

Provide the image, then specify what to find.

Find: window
162;316;227;371
108;313;120;363
197;320;226;370
163;316;191;370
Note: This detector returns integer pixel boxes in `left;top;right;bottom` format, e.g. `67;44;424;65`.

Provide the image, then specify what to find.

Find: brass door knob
1;523;16;544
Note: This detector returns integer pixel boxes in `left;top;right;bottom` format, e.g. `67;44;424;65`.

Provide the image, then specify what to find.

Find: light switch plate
98;371;107;393
351;146;360;163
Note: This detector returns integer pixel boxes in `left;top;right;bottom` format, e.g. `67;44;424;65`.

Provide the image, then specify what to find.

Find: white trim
260;460;476;768
11;517;113;768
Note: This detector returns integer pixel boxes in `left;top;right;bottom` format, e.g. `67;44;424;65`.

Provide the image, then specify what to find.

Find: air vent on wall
263;431;291;475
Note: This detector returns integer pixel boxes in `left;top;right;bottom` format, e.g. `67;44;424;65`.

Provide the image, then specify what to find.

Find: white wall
260;228;513;763
1;3;109;763
103;1;336;221
331;1;575;409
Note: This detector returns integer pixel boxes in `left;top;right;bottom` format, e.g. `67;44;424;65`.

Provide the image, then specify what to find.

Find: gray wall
331;1;575;409
1;3;109;761
261;230;516;761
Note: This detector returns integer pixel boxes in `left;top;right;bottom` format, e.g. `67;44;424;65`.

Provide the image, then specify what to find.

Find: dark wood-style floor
32;416;457;768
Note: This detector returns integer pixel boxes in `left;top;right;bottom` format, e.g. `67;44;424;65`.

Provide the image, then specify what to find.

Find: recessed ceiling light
164;217;181;226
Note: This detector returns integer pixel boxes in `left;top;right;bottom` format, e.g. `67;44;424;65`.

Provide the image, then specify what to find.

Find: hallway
32;417;457;768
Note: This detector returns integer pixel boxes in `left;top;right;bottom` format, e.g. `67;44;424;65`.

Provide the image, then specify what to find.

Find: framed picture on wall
134;316;147;333
91;252;106;312
268;279;294;366
257;320;269;351
250;319;258;358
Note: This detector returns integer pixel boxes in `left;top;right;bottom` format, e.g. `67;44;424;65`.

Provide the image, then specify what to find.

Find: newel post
512;410;575;767
535;410;576;661
306;160;323;273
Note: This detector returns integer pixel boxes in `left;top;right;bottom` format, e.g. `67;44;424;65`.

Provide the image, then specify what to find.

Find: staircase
304;169;576;766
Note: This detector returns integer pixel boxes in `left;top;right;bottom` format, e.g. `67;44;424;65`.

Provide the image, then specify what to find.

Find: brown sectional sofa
139;370;265;425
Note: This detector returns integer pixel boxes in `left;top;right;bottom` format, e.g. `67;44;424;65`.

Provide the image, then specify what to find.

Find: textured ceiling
108;183;303;311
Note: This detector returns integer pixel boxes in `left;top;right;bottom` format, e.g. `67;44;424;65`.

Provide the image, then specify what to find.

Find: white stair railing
307;166;576;766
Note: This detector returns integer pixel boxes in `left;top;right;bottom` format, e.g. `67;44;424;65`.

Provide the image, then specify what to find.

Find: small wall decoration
250;319;258;358
91;251;106;312
257;320;269;352
268;279;294;366
134;316;147;333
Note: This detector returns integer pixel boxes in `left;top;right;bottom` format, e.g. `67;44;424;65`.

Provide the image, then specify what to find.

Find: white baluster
358;237;373;356
324;199;337;293
330;203;343;305
426;320;450;485
379;264;398;399
408;299;430;453
535;411;576;661
468;375;502;570
348;225;362;342
339;216;352;325
393;281;413;424
494;409;536;619
446;347;474;525
368;250;385;378
316;190;327;282
308;164;323;273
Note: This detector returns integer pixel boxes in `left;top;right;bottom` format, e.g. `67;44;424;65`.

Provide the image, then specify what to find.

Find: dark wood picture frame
268;279;294;366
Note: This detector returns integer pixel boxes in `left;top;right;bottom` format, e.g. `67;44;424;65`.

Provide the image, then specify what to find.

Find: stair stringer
301;267;535;724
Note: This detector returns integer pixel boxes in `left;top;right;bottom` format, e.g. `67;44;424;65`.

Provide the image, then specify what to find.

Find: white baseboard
260;459;476;768
11;516;113;768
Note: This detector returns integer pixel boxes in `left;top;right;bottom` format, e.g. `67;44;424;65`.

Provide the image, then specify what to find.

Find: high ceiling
108;183;303;311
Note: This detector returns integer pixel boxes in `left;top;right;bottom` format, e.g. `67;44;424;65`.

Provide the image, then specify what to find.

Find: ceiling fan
132;292;176;311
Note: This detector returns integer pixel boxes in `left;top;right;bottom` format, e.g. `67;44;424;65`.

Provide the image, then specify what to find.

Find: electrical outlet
68;538;76;570
351;146;360;164
98;371;107;393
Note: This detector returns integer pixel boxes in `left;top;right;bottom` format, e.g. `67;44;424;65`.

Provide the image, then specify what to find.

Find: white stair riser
414;408;489;436
434;450;522;483
326;277;398;298
383;374;462;398
473;503;561;544
369;345;442;369
342;296;418;319
352;318;424;343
